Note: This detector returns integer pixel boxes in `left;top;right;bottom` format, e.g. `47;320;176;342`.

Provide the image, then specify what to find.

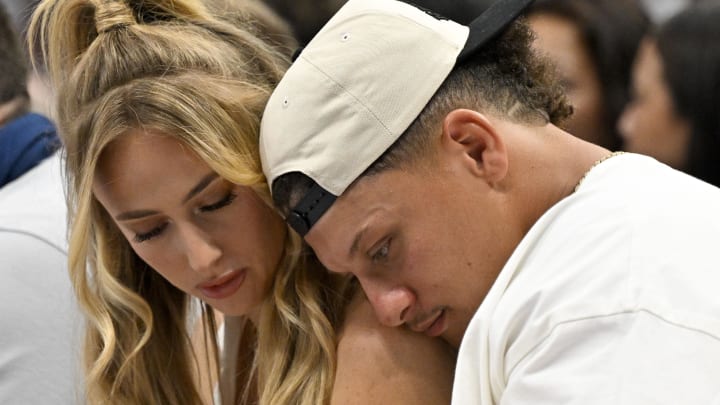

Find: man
0;1;58;188
260;0;720;403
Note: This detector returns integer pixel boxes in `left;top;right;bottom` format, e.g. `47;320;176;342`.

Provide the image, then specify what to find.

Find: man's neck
507;123;611;235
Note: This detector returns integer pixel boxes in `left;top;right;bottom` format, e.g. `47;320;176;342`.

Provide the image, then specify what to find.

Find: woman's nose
181;225;222;274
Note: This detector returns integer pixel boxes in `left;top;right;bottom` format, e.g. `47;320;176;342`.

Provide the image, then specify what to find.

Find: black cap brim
457;0;535;64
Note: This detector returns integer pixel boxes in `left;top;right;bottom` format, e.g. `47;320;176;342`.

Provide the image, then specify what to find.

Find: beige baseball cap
260;0;534;235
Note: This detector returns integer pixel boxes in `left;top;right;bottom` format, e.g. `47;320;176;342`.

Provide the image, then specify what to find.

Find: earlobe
441;109;508;183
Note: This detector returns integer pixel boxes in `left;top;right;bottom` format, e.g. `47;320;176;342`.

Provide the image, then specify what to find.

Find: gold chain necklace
574;151;626;192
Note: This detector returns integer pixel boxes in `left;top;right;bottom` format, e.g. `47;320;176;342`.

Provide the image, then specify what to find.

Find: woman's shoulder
331;290;456;405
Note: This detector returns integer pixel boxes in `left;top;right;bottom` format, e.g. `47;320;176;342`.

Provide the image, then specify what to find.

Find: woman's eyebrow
183;172;219;203
115;172;219;221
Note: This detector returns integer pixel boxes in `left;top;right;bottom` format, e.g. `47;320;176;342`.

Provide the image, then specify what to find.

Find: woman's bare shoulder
331;291;456;405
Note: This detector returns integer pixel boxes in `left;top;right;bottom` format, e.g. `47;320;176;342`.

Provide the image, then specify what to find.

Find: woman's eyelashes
133;190;239;243
199;190;238;212
134;222;168;243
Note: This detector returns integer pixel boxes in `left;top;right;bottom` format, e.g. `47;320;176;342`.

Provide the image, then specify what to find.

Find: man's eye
134;223;168;243
371;239;391;263
200;191;237;212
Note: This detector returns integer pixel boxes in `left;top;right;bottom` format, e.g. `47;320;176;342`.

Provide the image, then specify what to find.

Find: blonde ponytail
94;1;136;34
30;0;210;86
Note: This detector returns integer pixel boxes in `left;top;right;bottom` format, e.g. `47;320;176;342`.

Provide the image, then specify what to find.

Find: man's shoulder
466;152;720;379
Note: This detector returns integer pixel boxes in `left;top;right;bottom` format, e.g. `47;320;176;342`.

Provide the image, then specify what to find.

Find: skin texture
93;131;286;319
306;109;609;348
618;38;691;170
528;13;607;147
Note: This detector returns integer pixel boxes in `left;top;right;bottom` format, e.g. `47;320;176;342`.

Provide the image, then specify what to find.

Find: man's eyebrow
349;227;367;259
115;172;219;221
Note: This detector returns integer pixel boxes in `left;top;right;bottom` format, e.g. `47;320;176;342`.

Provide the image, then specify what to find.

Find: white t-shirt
0;153;84;404
452;154;720;405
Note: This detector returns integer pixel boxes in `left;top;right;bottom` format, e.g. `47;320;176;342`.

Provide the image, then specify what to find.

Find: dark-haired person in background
0;150;84;404
0;1;58;188
0;3;83;403
619;0;720;187
526;0;649;151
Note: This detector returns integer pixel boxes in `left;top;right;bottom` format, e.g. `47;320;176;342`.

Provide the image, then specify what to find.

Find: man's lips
410;308;447;337
196;269;246;300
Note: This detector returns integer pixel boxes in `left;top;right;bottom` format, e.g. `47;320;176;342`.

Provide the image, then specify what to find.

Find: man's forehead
304;181;389;252
306;190;375;246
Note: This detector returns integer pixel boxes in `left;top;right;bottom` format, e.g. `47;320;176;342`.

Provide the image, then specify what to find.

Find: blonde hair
29;1;345;403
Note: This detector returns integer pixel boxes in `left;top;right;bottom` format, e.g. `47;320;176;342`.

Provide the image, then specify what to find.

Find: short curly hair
364;18;571;175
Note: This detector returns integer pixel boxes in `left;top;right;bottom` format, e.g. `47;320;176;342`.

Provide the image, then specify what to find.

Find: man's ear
440;109;508;182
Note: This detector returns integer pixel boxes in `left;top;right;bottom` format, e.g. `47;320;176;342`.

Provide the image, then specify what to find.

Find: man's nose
359;278;414;327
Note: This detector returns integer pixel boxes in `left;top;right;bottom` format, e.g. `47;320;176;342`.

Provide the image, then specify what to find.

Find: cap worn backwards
260;0;534;236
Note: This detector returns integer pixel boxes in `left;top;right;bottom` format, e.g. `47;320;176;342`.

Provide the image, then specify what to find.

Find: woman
526;0;649;151
29;0;455;404
618;2;720;187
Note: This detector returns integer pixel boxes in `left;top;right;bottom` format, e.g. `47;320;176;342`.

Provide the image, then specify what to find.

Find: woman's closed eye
199;191;238;213
133;191;238;243
134;222;168;243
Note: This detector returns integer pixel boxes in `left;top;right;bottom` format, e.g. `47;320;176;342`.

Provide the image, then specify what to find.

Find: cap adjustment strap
287;183;337;236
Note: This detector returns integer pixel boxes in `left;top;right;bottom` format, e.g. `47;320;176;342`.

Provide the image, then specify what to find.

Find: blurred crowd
3;0;716;186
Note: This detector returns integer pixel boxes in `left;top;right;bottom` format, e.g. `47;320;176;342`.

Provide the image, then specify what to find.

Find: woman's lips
197;269;247;300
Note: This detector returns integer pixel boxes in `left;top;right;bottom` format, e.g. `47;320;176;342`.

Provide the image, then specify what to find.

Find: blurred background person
0;1;57;187
639;0;691;23
0;150;84;404
0;2;83;403
1;0;54;117
619;1;720;187
526;0;649;151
